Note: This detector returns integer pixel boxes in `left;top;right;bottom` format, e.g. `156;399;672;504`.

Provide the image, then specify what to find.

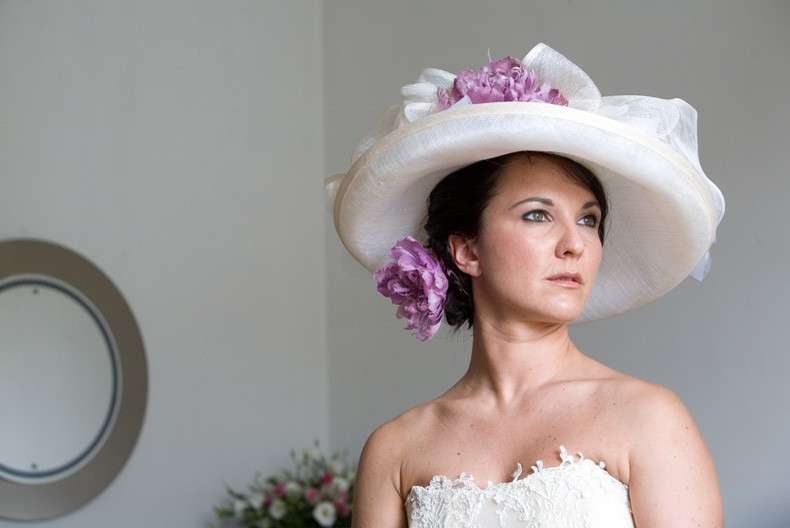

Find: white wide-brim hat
324;42;725;323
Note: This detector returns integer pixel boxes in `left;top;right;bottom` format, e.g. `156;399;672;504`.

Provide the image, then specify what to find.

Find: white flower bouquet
214;439;356;527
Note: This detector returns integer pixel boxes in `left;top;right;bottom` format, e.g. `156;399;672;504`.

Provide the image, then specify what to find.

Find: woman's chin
535;301;585;322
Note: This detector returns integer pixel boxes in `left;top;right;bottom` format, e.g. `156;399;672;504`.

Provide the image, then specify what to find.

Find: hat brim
331;101;719;323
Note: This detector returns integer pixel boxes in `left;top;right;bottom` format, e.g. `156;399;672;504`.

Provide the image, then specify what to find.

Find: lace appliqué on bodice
405;445;635;528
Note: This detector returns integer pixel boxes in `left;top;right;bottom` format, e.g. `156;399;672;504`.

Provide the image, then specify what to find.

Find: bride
325;43;726;527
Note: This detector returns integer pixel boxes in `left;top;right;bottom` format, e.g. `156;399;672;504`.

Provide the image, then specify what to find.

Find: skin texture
351;154;724;528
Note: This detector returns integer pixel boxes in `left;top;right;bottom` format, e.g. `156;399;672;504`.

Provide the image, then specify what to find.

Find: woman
325;43;725;527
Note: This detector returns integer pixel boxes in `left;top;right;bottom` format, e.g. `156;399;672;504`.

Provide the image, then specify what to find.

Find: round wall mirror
0;238;148;521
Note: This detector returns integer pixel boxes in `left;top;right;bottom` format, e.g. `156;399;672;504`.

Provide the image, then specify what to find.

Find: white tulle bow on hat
325;42;725;323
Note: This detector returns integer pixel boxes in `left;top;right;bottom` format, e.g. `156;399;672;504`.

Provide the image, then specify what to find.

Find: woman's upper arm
351;421;408;528
627;384;724;527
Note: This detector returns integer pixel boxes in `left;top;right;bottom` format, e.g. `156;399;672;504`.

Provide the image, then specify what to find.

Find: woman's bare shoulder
615;379;723;525
573;354;665;400
354;401;442;509
360;400;443;461
587;364;681;413
373;399;444;448
585;364;680;426
609;375;709;447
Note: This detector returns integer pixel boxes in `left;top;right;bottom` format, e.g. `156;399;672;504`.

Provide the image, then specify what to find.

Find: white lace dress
404;445;635;528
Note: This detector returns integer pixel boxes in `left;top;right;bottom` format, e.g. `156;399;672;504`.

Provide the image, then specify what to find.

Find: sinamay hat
324;42;725;324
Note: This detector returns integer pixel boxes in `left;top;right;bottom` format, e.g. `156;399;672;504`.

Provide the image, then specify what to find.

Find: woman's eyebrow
509;196;601;211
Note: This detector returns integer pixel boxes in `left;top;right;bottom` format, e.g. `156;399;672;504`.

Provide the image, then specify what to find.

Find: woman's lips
546;278;582;288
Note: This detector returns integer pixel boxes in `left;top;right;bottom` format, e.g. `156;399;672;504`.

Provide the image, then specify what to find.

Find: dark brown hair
423;151;609;334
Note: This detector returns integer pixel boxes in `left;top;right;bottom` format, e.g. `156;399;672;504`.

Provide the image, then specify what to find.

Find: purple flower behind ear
373;235;449;341
437;55;568;109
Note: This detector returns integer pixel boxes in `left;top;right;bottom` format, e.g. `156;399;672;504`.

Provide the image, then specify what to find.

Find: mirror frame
0;238;148;521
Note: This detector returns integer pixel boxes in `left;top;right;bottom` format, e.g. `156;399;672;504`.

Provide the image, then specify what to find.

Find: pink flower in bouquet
319;471;334;486
304;487;321;504
334;498;351;517
272;481;287;497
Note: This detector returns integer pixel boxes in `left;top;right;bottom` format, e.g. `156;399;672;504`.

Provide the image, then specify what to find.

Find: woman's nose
555;223;585;257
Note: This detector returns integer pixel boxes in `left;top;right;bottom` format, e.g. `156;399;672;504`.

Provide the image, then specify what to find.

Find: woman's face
456;155;604;324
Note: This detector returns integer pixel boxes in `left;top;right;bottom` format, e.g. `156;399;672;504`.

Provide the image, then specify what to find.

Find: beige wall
0;1;327;526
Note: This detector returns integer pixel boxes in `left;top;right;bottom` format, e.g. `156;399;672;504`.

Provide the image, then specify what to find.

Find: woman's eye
523;210;599;227
523;210;549;222
582;214;599;227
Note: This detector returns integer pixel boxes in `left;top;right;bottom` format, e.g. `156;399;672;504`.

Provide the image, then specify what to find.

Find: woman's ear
448;234;481;277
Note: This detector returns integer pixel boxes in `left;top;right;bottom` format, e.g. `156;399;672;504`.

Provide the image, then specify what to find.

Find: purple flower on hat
437;55;568;109
373;235;449;342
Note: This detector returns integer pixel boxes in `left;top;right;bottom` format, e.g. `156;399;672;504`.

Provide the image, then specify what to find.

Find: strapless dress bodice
404;445;635;528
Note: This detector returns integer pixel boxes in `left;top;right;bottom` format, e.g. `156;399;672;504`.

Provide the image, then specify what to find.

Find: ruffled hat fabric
325;42;725;323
